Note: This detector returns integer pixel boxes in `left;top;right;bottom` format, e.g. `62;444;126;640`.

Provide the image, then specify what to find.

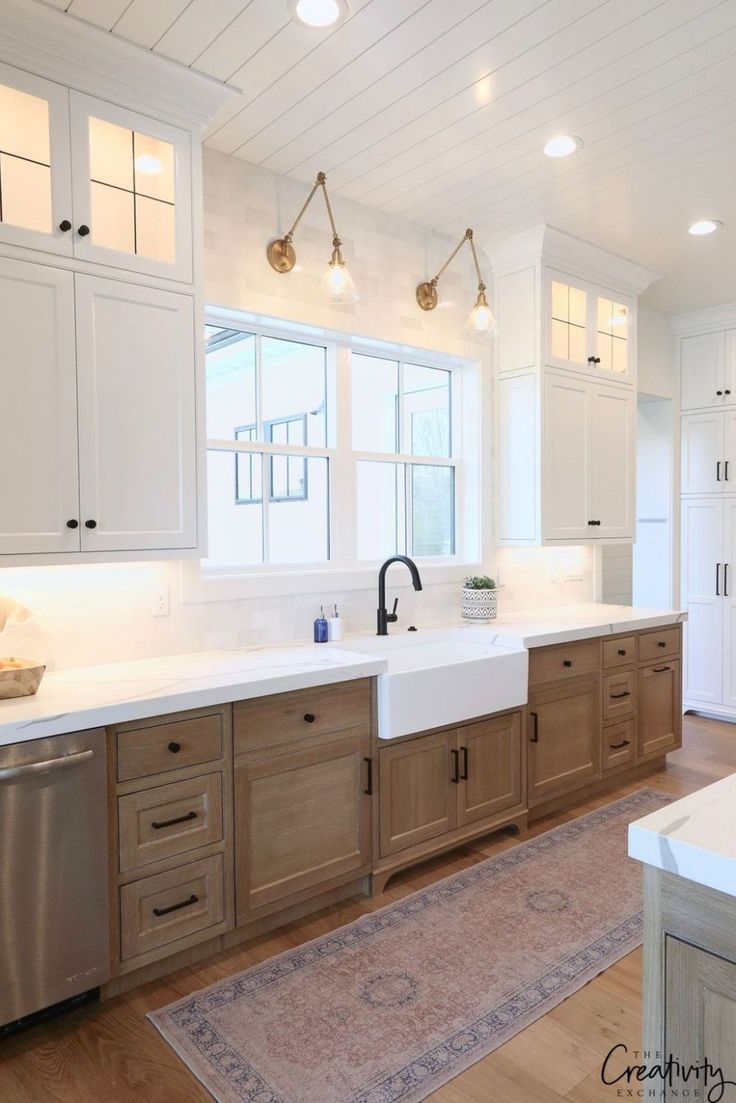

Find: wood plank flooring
1;714;734;1103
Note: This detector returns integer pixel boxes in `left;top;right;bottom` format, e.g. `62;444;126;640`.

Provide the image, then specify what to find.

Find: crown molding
0;0;240;130
488;224;659;295
670;301;736;336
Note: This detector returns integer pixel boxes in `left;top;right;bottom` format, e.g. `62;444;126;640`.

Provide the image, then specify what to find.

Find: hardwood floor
1;713;734;1103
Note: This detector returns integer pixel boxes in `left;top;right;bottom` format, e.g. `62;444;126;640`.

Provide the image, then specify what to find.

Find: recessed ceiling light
288;0;348;27
688;219;723;236
543;135;582;158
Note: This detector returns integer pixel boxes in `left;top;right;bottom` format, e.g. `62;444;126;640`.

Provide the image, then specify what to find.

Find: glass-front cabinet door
546;269;634;383
0;62;73;256
69;93;192;282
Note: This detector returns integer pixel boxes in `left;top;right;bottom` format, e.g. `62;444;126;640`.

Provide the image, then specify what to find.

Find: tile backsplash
0;547;594;670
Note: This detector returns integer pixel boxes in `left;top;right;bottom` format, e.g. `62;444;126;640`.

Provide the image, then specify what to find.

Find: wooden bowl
0;658;46;700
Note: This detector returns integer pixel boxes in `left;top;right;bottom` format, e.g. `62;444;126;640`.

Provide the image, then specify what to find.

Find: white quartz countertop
0;645;387;747
628;774;736;898
475;603;685;649
0;603;684;748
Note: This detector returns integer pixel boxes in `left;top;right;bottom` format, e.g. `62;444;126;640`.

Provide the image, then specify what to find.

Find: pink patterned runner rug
149;787;669;1103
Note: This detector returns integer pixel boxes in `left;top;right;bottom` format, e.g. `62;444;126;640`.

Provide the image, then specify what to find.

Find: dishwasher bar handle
0;748;94;782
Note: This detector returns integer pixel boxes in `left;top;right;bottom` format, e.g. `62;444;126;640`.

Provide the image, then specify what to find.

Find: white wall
0;152;596;670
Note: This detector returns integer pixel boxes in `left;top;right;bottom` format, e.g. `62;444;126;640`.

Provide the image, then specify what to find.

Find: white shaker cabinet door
681;331;726;410
681;498;723;706
74;276;197;552
0;257;80;554
542;372;589;541
681;411;725;495
588;383;634;540
721;500;736;709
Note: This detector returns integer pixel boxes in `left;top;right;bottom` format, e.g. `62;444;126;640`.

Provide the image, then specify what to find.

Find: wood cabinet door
589;382;634;539
638;660;682;759
681;331;726;410
456;713;522;828
234;731;371;925
0;257;81;555
665;936;736;1087
543;371;590;541
528;676;600;804
379;730;457;857
75;275;197;551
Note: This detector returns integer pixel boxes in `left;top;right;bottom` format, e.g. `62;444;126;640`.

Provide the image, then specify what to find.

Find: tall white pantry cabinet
677;315;736;716
0;2;233;565
493;227;658;547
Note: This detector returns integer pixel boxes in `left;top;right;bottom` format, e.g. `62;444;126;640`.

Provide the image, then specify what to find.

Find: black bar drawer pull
617;648;626;656
726;563;730;598
562;659;572;667
609;739;631;750
303;713;316;723
153;894;198;917
610;690;631;699
363;756;373;796
530;711;539;743
460;745;469;780
653;665;672;673
451;748;460;783
717;562;721;596
168;741;181;754
718;461;722;481
151;810;197;830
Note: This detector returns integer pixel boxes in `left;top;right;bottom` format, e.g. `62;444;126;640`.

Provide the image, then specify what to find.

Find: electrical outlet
152;586;170;617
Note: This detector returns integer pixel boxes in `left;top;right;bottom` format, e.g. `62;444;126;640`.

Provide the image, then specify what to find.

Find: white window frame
182;308;484;602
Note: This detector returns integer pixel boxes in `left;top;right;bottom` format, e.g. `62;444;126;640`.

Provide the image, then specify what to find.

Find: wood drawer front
234;678;371;755
119;853;225;961
603;669;636;721
118;772;223;873
528;639;599;686
602;636;637;669
639;626;680;663
116;713;223;783
602;719;636;771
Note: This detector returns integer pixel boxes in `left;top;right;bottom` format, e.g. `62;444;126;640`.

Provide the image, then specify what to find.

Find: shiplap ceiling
41;0;736;314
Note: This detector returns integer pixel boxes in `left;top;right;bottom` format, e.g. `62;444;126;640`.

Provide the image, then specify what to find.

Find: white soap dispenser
327;603;343;641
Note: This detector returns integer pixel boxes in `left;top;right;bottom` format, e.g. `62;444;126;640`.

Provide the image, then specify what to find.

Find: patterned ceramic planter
461;587;498;621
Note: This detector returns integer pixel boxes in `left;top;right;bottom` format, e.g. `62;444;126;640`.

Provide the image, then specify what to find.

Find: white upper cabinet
545;269;633;384
681;331;729;411
75;277;197;552
0;62;73;257
542;373;634;543
69;94;192;283
0;256;80;555
0;63;192;283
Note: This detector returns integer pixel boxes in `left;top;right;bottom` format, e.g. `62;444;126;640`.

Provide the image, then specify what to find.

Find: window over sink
203;312;479;579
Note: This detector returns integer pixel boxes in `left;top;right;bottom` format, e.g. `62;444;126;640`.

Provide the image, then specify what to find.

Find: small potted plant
462;575;498;621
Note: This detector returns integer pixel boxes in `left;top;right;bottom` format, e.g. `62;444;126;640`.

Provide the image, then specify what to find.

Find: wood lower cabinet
528;676;600;804
665;936;736;1077
234;728;372;926
378;712;524;862
457;713;523;827
638;658;682;758
379;731;457;856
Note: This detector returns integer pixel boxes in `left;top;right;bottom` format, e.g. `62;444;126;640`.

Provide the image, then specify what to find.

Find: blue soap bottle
313;605;328;643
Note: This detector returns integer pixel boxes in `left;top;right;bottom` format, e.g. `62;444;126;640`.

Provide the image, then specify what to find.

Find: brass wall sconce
267;171;359;303
416;228;497;336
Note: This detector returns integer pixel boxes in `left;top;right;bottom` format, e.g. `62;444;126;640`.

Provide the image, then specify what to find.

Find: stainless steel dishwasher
0;727;110;1028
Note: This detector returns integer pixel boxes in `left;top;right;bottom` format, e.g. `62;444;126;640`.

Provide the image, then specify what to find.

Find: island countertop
628;773;736;898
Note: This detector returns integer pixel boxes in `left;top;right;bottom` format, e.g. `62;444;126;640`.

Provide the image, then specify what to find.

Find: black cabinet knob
77;224;90;237
167;741;181;754
59;219;72;232
563;659;572;667
303;713;316;723
717;390;724;396
66;519;79;529
587;356;596;363
85;519;97;529
658;640;666;648
618;648;626;656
